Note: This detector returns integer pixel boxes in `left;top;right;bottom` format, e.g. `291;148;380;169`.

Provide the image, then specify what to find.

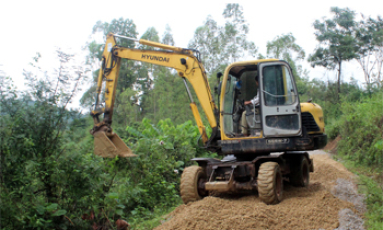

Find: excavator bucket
93;131;137;158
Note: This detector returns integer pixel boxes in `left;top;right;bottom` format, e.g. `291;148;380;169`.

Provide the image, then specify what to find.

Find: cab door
258;61;301;137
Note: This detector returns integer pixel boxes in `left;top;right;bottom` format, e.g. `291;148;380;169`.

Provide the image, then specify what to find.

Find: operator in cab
243;74;261;136
233;72;261;137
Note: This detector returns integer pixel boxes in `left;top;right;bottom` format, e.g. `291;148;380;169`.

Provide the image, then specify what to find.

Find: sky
1;0;382;102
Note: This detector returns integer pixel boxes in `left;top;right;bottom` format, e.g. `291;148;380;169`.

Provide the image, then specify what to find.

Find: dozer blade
93;131;137;158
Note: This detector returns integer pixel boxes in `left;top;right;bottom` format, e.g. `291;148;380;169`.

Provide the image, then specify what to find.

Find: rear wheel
257;162;283;205
180;166;208;204
289;156;310;187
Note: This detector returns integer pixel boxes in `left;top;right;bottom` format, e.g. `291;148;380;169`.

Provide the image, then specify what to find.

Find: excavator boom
91;33;218;158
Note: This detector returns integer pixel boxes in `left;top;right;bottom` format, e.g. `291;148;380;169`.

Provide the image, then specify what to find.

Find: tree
130;27;160;121
355;15;383;90
266;33;312;96
188;15;222;73
188;3;257;74
221;3;258;63
266;33;306;79
0;51;99;229
162;24;175;46
81;18;139;107
308;7;358;99
138;27;194;124
81;18;146;131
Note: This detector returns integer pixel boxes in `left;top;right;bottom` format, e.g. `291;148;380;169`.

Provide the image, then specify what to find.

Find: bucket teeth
93;131;136;158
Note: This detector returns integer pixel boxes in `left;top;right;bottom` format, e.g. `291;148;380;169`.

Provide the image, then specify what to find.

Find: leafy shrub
0;64;212;229
117;118;209;220
325;118;340;140
0;63;102;229
337;92;383;168
0;90;210;229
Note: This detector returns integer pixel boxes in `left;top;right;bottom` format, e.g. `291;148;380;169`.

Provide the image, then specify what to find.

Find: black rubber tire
289;156;310;187
180;166;207;204
257;162;283;205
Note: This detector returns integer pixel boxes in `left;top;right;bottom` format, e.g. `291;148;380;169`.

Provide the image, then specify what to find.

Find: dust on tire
180;166;207;204
257;162;283;205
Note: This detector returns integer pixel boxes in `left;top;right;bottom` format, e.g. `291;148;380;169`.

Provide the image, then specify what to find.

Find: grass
128;202;181;230
333;156;383;230
359;175;383;230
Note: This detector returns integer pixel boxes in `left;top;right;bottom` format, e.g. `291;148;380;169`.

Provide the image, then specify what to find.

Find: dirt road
155;151;365;230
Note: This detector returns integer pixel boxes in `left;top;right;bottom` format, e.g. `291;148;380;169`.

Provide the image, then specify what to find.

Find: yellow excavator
90;33;327;204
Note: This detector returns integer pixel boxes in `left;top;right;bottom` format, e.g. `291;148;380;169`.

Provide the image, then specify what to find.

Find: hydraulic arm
91;33;219;158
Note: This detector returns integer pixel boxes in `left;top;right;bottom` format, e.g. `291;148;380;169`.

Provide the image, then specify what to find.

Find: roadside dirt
155;152;365;230
323;136;341;153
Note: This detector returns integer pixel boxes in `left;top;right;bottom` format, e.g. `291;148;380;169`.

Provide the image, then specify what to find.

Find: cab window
222;75;236;135
263;65;296;106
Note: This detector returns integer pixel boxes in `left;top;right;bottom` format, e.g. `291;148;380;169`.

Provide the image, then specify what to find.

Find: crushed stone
332;178;366;214
336;208;365;230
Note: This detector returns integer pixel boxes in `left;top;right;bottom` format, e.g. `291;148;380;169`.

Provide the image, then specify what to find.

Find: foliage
336;92;383;168
127;205;177;230
355;15;383;89
103;118;211;229
188;15;221;73
309;7;358;99
266;33;306;76
3;5;383;229
81;18;140;108
82;18;204;128
336;160;383;230
309;8;383;98
325;118;340;140
267;33;305;60
0;52;95;229
138;68;194;125
0;58;210;229
136;26;192;124
221;4;258;63
359;175;383;230
189;3;257;74
266;33;308;94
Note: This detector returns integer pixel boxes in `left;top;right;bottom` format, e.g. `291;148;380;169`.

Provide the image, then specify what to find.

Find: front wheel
180;166;208;204
257;162;283;205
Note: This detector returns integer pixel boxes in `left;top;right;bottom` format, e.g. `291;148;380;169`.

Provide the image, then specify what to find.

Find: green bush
95;118;211;229
337;92;383;168
325;118;340;140
0;70;211;229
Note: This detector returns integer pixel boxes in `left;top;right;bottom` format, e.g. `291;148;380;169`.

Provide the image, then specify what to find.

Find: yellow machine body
90;33;327;158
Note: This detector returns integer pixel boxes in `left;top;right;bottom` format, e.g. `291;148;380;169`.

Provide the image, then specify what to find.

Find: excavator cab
217;60;314;156
221;61;302;141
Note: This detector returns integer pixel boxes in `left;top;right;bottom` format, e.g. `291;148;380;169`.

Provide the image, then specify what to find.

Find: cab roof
228;59;279;78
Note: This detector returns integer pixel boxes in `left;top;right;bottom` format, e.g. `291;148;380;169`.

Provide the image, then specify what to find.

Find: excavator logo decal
141;54;170;62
